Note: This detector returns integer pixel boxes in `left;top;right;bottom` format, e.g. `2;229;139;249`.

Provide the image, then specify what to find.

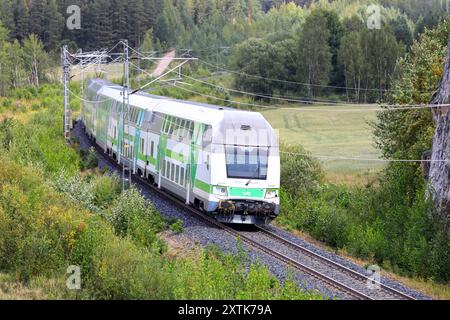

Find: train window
162;160;166;176
173;118;179;135
166;161;170;178
189;122;194;136
164;118;169;134
180;120;186;136
150;141;155;158
136;110;141;123
163;117;169;133
140;138;145;155
175;165;180;184
169;118;175;135
162;117;169;133
131;108;136;122
180;167;185;186
202;125;212;148
171;163;175;181
114;126;117;140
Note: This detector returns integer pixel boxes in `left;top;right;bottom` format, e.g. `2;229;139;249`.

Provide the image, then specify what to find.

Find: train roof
90;79;244;123
88;79;278;146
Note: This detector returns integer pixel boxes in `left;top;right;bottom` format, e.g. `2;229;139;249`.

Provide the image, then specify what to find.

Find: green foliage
374;19;450;161
0;101;321;299
92;174;121;209
83;147;99;170
0;157;87;282
280;143;323;197
296;9;333;97
279;178;450;281
232;38;287;97
105;188;166;250
339;25;404;102
169;219;184;234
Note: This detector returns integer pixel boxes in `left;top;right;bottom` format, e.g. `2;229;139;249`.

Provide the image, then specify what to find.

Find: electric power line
197;58;436;94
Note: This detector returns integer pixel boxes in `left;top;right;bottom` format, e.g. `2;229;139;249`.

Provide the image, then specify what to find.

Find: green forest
0;0;448;100
0;0;449;300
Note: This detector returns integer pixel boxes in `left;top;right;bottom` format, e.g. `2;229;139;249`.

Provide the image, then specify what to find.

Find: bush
280;143;323;197
169;219;183;234
84;147;99;170
106;188;165;250
92;175;121;209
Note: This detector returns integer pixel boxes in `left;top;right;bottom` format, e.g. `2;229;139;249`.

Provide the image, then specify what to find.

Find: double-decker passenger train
82;79;280;225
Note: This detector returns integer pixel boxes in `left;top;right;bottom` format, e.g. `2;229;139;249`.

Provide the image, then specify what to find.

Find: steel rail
255;226;417;300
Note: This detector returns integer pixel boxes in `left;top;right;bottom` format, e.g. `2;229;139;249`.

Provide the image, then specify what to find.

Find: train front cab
205;112;280;225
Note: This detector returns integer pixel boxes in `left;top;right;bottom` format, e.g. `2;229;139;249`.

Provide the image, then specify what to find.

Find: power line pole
121;39;132;192
62;45;72;141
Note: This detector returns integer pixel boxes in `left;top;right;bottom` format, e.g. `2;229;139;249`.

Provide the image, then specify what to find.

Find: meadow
262;104;385;183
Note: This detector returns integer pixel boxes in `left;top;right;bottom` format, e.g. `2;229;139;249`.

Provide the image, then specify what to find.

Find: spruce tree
12;0;29;43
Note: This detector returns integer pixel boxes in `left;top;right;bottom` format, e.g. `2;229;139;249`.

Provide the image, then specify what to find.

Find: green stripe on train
137;152;157;166
194;179;211;193
165;149;186;162
228;187;265;198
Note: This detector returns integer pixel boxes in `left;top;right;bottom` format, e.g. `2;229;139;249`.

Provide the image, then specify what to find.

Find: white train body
82;79;280;225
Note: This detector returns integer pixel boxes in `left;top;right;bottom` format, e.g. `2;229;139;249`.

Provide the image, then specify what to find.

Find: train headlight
265;189;278;199
212;186;228;197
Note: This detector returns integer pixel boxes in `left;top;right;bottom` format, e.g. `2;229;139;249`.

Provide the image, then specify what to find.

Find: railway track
80;126;417;300
249;226;416;300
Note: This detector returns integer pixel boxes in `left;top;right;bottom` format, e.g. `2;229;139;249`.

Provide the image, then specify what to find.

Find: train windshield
225;145;269;180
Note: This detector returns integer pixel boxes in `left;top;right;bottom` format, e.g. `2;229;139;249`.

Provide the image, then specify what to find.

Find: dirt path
152;50;176;77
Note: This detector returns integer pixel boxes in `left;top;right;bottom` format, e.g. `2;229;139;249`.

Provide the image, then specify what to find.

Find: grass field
261;105;386;183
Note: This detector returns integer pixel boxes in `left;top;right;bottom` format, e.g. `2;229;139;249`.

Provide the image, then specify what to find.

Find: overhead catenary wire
278;151;450;163
127;56;448;111
169;80;450;112
176;72;445;108
197;58;436;94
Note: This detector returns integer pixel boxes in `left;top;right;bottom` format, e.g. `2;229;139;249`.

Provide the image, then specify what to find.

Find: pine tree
0;0;15;40
87;0;113;49
28;0;46;38
42;0;63;50
12;0;29;43
111;0;128;42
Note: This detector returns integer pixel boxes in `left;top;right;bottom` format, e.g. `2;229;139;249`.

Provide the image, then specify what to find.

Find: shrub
31;103;41;111
92;175;121;209
169;219;183;234
280;143;323;197
106;188;165;250
84;147;99;170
